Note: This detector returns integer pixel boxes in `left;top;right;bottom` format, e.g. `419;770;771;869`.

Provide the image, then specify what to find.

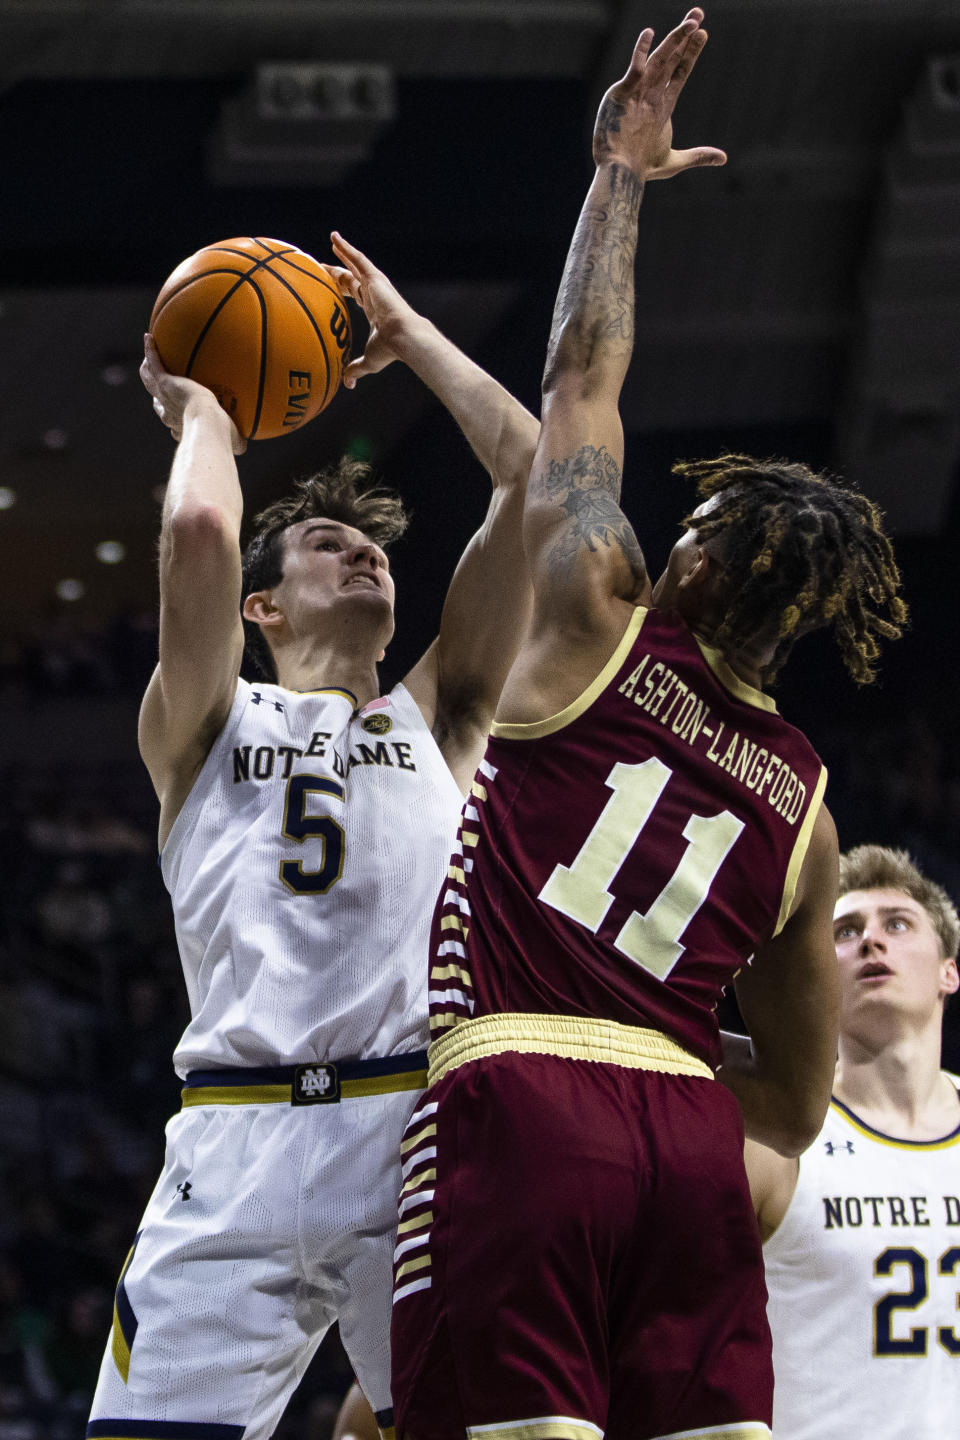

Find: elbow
168;499;235;544
541;322;603;399
764;1089;830;1158
164;501;238;572
767;1119;819;1160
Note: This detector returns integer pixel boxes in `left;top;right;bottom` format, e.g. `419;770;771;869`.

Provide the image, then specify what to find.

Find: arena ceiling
1;0;959;647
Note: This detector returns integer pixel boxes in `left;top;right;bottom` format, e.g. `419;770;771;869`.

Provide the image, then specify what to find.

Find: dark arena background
1;2;959;1435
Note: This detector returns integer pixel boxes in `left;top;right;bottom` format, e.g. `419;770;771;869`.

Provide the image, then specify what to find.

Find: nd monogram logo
292;1063;340;1105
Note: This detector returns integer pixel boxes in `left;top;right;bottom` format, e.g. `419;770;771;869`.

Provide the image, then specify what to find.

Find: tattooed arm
518;13;725;667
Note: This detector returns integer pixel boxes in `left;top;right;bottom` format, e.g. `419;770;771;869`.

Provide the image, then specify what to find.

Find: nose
349;541;380;568
858;924;886;957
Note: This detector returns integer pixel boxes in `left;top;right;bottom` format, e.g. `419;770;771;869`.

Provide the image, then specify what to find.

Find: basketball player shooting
85;241;538;1440
389;10;907;1439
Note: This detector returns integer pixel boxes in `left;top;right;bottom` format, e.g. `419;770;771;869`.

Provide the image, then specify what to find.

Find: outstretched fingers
325;262;362;306
330;230;376;278
622;27;655;83
662;25;709;105
640;9;704;103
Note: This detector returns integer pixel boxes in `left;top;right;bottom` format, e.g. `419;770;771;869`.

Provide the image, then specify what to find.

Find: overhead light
56;579;85;602
96;541;126;564
0;487;15;509
42;428;69;451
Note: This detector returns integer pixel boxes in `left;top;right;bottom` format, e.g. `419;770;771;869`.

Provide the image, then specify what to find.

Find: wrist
380;309;434;361
183;390;233;431
595;157;646;188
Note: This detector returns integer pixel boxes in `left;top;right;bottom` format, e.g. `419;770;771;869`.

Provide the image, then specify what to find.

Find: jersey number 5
280;774;345;895
539;757;744;981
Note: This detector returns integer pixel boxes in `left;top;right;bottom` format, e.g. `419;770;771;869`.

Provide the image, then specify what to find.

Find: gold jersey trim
772;763;828;937
283;685;359;702
829;1092;960;1150
427;1012;713;1087
692;635;778;714
491;607;648;741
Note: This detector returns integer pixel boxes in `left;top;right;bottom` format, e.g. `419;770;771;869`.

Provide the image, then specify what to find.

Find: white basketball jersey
764;1078;960;1439
161;678;465;1075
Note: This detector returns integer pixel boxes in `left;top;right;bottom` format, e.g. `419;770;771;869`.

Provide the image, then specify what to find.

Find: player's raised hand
140;335;246;454
593;7;726;181
329;232;424;388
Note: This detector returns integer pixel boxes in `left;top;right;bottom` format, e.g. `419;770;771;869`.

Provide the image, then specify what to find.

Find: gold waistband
427;1012;713;1087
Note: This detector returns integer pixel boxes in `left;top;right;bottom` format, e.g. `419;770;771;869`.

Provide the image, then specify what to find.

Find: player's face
274;518;396;638
833;887;959;1031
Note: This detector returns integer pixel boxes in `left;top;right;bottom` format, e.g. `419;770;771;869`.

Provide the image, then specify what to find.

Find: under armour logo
824;1141;855;1156
175;1181;193;1201
251;691;284;712
292;1063;340;1105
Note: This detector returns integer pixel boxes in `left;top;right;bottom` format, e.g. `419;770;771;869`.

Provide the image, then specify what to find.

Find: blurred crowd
0;611;957;1439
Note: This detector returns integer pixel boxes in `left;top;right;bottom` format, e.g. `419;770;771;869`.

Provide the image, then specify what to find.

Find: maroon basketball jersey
429;606;827;1069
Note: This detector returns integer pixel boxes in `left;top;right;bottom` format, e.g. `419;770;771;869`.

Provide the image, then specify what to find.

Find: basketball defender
85;238;538;1440
389;12;907;1439
747;846;960;1438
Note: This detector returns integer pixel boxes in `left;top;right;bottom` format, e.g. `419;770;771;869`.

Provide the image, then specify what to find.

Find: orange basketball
149;236;352;441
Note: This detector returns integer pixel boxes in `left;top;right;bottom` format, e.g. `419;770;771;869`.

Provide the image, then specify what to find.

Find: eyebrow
301;521;347;540
833;905;918;928
299;520;388;562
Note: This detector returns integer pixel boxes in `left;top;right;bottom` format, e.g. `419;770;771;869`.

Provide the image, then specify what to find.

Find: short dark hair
671;453;907;684
240;458;409;682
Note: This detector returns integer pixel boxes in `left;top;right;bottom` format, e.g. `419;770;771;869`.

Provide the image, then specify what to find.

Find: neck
274;636;381;707
689;619;770;693
835;1017;956;1139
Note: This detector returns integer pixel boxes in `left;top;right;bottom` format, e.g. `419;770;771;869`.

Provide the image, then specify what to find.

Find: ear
940;955;959;1000
676;545;713;594
242;590;282;630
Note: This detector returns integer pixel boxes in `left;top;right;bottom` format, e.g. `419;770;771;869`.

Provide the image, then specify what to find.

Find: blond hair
838;845;959;959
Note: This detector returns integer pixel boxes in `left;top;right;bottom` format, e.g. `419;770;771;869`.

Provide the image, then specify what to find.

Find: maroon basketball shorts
390;1033;772;1440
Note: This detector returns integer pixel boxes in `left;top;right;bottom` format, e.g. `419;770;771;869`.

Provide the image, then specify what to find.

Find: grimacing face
243;516;397;662
833;886;959;1028
276;518;394;618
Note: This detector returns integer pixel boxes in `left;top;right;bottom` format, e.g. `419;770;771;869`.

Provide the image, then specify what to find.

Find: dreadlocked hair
672;453;907;685
240;458;409;682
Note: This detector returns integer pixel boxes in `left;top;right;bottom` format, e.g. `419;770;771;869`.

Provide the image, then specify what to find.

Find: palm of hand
593;78;674;179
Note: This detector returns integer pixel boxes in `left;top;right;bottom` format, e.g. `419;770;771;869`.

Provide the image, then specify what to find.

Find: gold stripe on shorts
428;1012;713;1088
467;1420;603;1440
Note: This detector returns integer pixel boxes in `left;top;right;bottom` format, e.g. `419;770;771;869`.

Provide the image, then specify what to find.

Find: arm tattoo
537;444;646;581
544;163;644;380
593;95;627;165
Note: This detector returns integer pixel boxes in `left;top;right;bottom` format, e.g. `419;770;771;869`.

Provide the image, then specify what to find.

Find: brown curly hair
240;458;409;681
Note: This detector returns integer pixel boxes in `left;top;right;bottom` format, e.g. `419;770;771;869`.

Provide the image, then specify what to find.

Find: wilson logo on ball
149;236;352;441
